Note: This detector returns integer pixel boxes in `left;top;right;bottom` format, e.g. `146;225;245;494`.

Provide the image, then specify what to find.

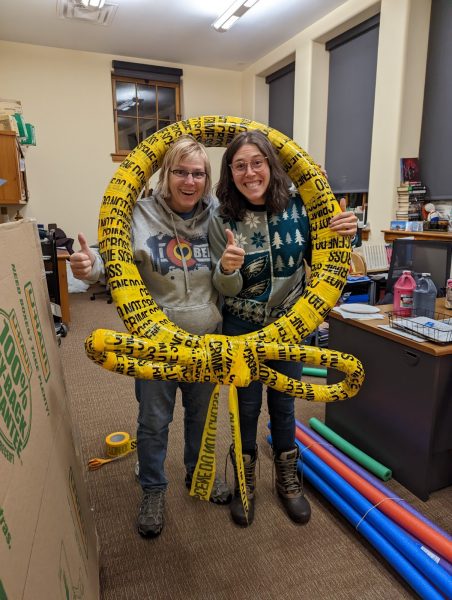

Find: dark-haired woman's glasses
170;169;207;180
229;157;268;174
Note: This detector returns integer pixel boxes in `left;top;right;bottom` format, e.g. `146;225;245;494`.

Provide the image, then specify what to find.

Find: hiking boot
274;447;311;524
185;471;232;505
137;488;165;538
229;444;258;527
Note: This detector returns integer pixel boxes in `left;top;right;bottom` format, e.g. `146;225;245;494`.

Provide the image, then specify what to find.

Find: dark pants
222;314;303;454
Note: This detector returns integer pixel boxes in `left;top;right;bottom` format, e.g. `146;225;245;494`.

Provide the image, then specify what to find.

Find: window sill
111;152;128;163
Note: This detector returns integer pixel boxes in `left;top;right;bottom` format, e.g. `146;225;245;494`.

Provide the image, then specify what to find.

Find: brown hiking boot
274;447;311;524
229;444;258;527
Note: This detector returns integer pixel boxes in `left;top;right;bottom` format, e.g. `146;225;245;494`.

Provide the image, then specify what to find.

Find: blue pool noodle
267;434;449;600
295;420;452;576
301;461;444;600
293;438;452;598
295;419;452;546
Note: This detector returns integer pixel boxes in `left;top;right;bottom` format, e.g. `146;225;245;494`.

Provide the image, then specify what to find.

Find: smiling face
167;154;207;213
230;143;270;206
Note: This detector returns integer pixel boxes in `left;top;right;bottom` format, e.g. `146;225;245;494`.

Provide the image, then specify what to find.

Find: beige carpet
60;289;452;600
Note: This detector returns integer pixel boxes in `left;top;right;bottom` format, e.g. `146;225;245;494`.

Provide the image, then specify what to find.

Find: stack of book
397;158;427;223
396;182;427;221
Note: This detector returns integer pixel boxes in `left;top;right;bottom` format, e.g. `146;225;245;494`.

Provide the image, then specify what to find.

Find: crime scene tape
83;116;365;518
88;431;137;470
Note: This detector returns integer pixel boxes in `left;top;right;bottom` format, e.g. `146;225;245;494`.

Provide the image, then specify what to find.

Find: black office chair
90;285;113;303
379;238;452;304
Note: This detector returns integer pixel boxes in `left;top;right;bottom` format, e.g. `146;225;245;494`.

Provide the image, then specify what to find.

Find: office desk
57;249;70;324
325;299;452;500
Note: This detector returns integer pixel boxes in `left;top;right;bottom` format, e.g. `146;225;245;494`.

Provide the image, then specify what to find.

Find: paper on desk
378;324;427;343
332;307;385;320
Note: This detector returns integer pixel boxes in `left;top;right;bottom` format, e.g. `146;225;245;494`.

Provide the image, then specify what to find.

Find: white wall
0;41;242;244
241;0;432;242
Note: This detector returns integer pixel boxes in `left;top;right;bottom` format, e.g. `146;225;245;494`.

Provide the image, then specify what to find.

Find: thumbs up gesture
70;233;96;280
220;228;245;274
329;197;358;235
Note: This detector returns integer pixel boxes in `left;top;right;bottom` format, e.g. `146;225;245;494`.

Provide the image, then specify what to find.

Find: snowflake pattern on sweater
219;195;310;325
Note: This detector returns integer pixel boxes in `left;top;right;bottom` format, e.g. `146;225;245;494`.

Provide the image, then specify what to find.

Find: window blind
325;15;380;194
266;62;295;138
112;61;182;83
419;0;452;200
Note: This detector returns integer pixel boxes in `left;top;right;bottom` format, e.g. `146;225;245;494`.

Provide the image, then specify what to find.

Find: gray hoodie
87;191;222;335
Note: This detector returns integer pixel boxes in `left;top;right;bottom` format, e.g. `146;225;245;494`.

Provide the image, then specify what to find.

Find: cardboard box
0;220;99;600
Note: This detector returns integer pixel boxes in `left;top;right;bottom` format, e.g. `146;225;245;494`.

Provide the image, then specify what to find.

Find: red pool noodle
296;427;452;563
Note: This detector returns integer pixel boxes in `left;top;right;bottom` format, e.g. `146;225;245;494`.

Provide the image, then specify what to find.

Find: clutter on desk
445;279;452;309
333;304;384;320
388;312;452;344
37;223;74;254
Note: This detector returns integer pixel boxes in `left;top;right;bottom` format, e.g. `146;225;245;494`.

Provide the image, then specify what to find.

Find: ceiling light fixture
212;0;261;32
80;0;106;8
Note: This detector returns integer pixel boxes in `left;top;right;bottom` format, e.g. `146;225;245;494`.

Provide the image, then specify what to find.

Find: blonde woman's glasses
229;156;268;174
170;169;207;180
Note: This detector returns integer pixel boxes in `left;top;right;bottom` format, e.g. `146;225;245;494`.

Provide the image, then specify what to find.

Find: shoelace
273;455;304;495
225;451;260;493
141;490;165;521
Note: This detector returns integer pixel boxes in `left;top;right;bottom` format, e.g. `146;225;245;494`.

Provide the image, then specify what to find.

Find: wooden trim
382;229;452;243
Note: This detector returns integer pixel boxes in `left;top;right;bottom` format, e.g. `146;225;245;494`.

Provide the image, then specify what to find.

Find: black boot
274;447;311;524
229;444;257;527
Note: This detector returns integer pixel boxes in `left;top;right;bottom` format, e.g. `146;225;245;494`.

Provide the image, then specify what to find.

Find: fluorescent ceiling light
213;0;261;32
80;0;106;8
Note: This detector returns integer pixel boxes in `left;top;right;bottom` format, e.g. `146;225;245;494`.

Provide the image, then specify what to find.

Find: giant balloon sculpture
84;116;364;514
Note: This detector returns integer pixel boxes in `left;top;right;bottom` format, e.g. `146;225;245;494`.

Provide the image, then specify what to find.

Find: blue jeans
135;378;215;491
222;314;303;454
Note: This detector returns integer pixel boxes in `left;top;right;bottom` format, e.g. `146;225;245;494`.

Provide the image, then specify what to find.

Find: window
419;0;452;200
111;61;182;161
325;15;380;195
266;62;295;138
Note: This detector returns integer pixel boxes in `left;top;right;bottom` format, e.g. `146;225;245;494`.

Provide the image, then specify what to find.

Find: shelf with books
397;158;427;219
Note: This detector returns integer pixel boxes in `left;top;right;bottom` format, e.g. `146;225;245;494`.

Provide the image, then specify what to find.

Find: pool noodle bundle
295;420;452;555
266;424;452;598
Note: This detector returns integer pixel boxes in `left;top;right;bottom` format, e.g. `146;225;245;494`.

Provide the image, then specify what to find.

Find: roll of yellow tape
105;432;136;458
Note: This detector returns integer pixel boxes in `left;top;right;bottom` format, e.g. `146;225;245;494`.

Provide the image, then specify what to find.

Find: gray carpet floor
60;289;452;600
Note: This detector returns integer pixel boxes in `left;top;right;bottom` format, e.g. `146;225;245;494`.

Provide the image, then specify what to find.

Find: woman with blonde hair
70;136;231;539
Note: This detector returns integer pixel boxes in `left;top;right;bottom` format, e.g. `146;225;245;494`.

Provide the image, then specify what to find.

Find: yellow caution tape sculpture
85;116;364;517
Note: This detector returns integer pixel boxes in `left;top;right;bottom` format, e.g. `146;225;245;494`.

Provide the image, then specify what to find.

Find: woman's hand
220;229;245;274
70;233;96;280
329;198;358;236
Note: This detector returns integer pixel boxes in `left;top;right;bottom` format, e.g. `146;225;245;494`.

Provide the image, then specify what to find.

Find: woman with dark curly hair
209;130;357;527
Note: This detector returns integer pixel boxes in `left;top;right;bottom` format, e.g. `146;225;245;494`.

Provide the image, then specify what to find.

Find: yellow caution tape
105;431;137;457
83;116;366;501
88;431;137;470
